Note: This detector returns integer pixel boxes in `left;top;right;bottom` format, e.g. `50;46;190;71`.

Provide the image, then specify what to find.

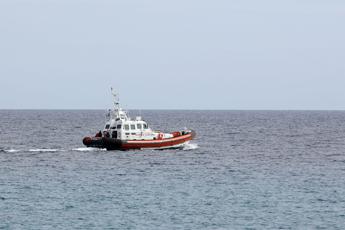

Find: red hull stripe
121;133;193;149
126;133;192;144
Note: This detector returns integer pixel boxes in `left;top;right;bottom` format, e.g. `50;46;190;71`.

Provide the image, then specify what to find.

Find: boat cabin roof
104;118;149;130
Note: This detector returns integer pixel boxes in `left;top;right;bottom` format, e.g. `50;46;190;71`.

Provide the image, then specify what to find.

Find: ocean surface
1;110;345;229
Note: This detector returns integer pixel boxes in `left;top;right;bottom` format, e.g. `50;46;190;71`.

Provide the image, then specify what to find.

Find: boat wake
72;147;106;152
1;144;198;153
1;147;106;153
29;149;60;152
3;149;21;153
182;142;199;151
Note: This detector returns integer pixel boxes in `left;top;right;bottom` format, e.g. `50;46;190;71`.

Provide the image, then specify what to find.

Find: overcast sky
0;0;344;110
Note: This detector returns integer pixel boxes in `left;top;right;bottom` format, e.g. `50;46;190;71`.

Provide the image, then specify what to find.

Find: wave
72;147;106;152
29;149;60;152
1;147;106;153
4;149;21;153
182;142;199;151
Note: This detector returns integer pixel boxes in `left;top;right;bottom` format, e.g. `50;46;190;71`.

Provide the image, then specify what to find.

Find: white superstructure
102;88;172;141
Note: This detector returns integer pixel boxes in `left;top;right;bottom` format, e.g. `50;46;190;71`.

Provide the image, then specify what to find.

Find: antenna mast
110;87;120;110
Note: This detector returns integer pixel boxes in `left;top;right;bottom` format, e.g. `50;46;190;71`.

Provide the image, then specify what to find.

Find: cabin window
117;124;122;129
137;124;142;129
131;124;136;130
143;123;148;129
124;124;129;130
105;124;110;129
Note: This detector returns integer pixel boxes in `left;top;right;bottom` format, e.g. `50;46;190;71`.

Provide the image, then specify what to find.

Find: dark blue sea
1;110;345;229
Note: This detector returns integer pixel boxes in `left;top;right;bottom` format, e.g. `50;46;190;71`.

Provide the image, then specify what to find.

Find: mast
111;87;120;111
110;87;129;121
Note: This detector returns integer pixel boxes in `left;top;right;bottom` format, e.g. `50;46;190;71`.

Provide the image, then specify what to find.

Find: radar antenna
110;87;120;110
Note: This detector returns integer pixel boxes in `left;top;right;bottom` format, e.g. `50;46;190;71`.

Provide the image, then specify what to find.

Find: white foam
182;142;199;151
29;149;59;152
5;149;20;153
72;147;106;152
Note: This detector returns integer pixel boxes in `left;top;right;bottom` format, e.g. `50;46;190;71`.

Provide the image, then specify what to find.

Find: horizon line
1;108;345;111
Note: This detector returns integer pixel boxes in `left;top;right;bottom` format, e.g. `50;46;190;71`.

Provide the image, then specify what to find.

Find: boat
82;88;196;151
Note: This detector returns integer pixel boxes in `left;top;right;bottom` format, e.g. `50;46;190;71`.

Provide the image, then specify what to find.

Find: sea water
1;110;345;229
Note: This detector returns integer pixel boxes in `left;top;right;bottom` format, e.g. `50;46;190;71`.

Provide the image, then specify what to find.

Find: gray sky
0;0;344;110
